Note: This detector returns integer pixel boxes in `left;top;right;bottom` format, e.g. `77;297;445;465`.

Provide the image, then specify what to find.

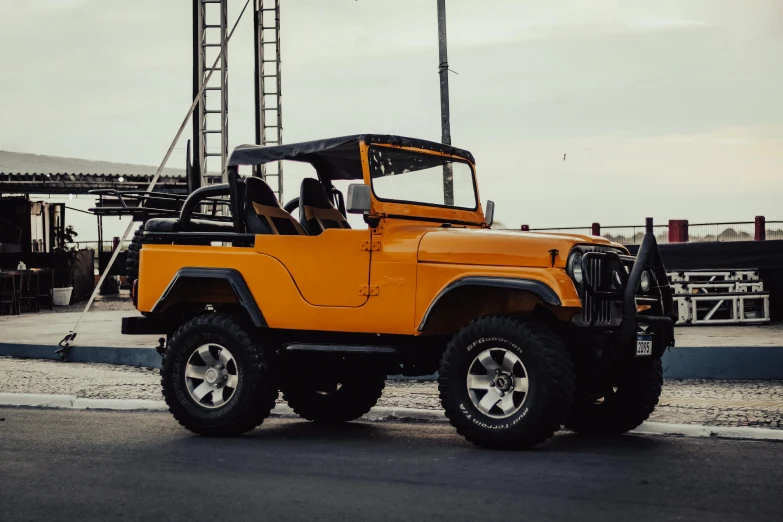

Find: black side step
282;344;399;355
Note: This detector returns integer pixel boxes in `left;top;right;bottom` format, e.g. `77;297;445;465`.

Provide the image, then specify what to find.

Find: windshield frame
367;144;480;212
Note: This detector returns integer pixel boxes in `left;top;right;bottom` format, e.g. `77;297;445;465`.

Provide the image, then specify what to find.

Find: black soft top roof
228;134;475;181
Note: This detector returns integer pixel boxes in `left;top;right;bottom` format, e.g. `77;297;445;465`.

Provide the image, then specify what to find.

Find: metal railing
767;221;783;241
527;225;668;245
522;219;782;244
601;225;668;245
69;241;128;254
526;226;593;235
687;222;754;243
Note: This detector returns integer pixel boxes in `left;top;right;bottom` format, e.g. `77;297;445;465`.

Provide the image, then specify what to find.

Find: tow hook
156;337;167;358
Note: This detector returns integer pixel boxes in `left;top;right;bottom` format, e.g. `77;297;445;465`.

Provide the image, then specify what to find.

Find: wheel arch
151;268;266;328
418;277;571;336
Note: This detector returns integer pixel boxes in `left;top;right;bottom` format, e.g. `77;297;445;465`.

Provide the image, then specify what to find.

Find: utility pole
437;0;454;206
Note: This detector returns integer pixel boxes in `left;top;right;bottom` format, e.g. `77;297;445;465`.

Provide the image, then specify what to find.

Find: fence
768;221;783;241
600;225;669;245
687;222;755;243
520;216;779;245
521;226;593;236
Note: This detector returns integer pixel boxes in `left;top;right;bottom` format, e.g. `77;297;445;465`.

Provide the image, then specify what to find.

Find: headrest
300;178;334;209
245;176;280;207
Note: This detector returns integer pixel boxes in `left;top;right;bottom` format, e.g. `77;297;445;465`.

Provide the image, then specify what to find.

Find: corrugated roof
0;172;187;195
0;150;187;195
0;150;185;177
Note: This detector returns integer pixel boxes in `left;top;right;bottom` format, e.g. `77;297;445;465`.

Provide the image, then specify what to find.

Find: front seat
299;178;351;236
245;177;306;235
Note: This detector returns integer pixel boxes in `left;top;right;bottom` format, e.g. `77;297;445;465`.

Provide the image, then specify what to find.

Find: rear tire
125;226;144;282
161;313;278;436
565;357;663;435
438;316;575;450
282;366;386;423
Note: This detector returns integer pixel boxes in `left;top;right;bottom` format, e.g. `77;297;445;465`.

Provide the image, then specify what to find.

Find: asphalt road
1;408;781;521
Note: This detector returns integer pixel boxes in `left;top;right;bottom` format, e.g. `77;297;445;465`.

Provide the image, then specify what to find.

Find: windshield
368;146;477;210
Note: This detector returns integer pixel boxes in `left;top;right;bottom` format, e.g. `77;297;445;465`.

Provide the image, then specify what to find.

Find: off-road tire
282;370;386;423
565;357;663;436
438;315;575;450
161;313;278;436
125;226;144;282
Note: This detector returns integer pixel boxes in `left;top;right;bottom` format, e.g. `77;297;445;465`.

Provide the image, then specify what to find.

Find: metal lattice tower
196;0;229;185
254;0;283;202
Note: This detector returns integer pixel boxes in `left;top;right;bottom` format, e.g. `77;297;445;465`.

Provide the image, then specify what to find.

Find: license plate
636;335;653;357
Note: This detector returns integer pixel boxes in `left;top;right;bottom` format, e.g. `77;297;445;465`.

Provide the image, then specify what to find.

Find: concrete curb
0;343;162;369
3;342;783;379
0;393;168;411
633;421;783;442
0;394;446;422
662;346;783;380
1;393;781;442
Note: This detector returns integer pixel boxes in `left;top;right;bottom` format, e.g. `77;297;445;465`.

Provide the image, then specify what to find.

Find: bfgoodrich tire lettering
438;316;575;450
161;313;278;436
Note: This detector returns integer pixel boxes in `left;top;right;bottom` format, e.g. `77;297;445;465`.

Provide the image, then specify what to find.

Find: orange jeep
119;134;675;449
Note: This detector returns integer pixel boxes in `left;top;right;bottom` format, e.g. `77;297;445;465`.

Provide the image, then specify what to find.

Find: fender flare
417;276;561;332
151;268;266;327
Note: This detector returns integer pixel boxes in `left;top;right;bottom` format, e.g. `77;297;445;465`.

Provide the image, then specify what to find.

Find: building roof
0;172;187;195
0;150;186;195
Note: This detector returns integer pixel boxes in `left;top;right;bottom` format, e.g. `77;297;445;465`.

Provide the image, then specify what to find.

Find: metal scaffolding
254;0;284;202
195;0;230;185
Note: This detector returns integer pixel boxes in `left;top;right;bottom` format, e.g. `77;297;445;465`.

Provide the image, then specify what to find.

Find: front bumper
573;233;676;358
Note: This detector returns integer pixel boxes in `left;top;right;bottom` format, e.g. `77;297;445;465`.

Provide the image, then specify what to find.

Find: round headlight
640;271;651;292
572;253;583;284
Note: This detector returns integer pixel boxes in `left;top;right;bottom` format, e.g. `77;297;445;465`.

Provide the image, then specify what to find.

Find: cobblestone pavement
1;356;781;430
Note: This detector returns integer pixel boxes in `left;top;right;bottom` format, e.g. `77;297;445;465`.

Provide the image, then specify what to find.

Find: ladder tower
195;0;229;185
254;0;284;202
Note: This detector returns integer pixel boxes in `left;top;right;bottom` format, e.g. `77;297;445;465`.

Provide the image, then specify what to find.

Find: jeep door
253;228;372;307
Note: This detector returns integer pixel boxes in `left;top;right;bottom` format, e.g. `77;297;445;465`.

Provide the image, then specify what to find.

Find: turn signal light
637;304;652;312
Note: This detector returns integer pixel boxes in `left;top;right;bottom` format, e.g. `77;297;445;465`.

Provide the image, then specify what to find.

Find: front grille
582;255;613;325
583;293;613;325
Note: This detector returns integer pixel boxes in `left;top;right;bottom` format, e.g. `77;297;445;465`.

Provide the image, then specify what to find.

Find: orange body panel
138;226;589;336
252;229;372;307
414;262;582;329
138;239;414;334
417;229;612;268
136;140;621;336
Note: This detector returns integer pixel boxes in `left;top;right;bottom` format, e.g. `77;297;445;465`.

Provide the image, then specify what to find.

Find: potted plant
52;225;78;306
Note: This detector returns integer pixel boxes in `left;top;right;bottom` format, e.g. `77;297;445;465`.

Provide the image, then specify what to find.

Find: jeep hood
417;229;616;269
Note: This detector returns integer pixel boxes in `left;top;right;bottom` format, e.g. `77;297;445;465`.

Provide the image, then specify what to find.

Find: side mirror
346;184;371;214
485;200;495;228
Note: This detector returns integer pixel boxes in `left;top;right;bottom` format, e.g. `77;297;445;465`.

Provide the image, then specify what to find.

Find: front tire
161;313;278;436
565;357;663;435
438;316;575;450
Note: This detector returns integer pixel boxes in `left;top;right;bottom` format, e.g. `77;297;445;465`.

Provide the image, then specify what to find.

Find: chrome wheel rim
466;348;529;419
185;344;238;409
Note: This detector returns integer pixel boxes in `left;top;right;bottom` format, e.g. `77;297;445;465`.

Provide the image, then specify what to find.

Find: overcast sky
1;0;782;237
